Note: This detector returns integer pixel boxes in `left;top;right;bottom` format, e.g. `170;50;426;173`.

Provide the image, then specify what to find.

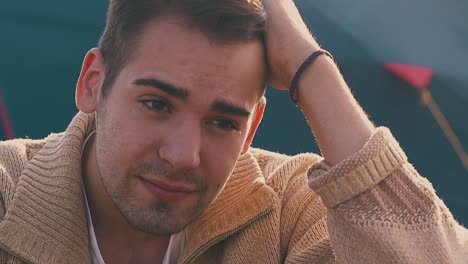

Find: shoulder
0;133;64;221
249;147;321;181
0;133;62;189
0;137;47;169
248;147;322;197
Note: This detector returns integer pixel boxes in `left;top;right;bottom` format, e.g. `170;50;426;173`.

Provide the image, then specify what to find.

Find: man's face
93;17;266;235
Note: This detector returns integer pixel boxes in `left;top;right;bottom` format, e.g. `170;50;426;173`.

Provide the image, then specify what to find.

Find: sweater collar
0;112;277;264
177;151;278;264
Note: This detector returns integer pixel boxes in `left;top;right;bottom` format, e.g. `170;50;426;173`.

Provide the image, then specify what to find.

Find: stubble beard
96;154;210;235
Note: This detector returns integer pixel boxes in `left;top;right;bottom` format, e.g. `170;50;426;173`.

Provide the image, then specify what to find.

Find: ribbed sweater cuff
308;127;407;208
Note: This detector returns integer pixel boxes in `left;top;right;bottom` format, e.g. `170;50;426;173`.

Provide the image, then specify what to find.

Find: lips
140;177;197;201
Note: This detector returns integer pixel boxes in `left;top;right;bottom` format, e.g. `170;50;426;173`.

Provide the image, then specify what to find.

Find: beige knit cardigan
0;112;467;264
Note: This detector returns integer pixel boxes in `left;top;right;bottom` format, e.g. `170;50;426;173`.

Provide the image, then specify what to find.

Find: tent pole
421;89;468;170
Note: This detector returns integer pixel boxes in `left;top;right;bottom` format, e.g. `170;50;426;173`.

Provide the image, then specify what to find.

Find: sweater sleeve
308;127;468;264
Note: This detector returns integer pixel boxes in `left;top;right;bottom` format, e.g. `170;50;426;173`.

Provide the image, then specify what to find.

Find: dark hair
98;0;266;97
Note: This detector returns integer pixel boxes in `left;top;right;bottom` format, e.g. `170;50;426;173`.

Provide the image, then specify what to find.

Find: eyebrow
133;78;189;100
211;101;251;117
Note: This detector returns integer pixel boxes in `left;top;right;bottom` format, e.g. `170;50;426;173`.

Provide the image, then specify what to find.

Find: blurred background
0;0;467;223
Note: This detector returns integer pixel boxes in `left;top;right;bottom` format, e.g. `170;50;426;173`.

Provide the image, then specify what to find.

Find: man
0;0;466;263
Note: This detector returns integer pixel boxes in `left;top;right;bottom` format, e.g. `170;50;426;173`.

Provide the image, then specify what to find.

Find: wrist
283;42;321;87
296;56;339;107
289;49;335;105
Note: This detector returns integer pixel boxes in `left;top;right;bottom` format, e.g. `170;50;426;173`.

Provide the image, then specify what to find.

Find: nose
158;120;201;170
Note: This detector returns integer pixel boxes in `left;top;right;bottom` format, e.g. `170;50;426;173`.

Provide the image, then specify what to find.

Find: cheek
96;108;155;173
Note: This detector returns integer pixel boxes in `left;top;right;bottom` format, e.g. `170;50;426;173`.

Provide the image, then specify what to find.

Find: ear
75;48;106;113
242;96;266;154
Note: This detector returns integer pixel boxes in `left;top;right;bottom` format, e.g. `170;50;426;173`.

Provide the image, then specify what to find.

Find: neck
81;132;170;264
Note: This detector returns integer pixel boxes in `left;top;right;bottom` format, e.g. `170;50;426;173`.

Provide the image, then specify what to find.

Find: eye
141;99;170;112
210;118;239;132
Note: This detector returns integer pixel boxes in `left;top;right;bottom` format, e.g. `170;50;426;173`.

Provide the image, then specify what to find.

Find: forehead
121;16;266;108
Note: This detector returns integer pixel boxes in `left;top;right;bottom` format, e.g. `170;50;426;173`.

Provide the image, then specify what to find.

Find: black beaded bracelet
289;49;334;105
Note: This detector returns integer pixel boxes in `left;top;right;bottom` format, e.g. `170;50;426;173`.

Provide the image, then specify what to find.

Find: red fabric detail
0;95;14;139
384;62;433;90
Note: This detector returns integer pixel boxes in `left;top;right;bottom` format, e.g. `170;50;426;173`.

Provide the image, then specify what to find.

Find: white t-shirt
83;194;106;264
